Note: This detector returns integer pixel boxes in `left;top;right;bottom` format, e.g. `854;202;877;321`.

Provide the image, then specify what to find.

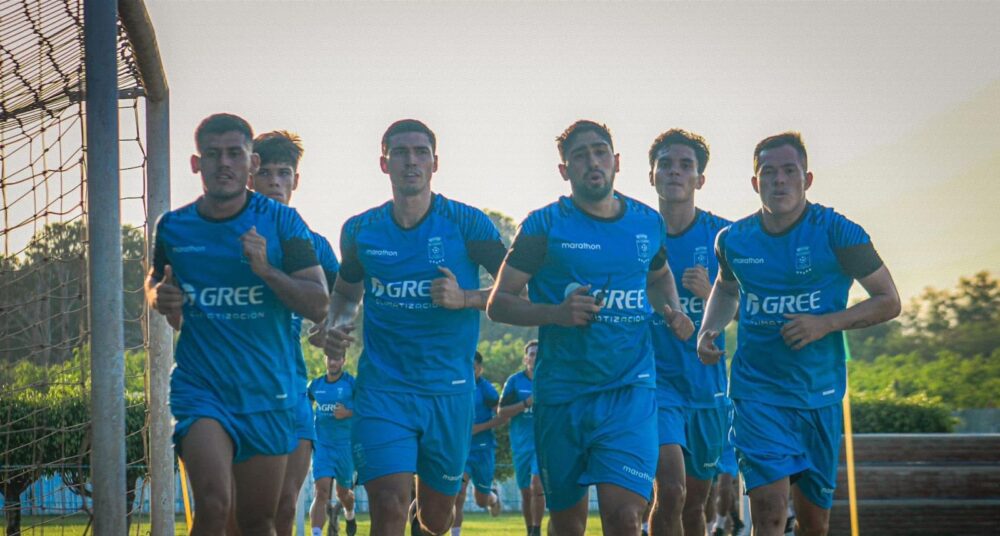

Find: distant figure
145;113;328;535
487;120;694;536
307;352;357;536
698;132;901;536
498;340;546;536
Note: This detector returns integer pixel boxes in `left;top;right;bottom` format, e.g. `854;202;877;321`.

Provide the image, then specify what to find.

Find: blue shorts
465;447;496;495
294;391;316;442
313;442;355;487
535;386;657;512
512;446;540;490
732;399;843;509
351;387;473;496
657;405;728;481
717;406;738;478
172;379;296;463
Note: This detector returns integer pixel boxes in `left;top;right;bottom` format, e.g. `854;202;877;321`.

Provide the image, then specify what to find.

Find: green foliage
849;388;955;433
849;349;1000;409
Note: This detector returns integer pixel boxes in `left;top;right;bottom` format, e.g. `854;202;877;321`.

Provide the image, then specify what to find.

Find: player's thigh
313;476;333;502
533;400;589;512
732;399;808;492
281;439;312;498
466;448;496;496
415;392;473;496
548;493;589;536
233;453;289;527
597;482;647;532
364;472;412;517
585;387;658;505
180;418;235;510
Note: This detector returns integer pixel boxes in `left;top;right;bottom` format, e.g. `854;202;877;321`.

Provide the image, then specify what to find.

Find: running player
498;340;545;536
249;130;342;536
646;129;733;536
308;352;357;536
487;120;695;536
320;119;507;536
452;352;505;535
698;132;901;536
145;113;329;535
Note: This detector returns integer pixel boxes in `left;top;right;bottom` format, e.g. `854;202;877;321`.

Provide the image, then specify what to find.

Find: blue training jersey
500;370;535;455
339;194;506;395
308;372;355;446
290;230;340;393
152;191;319;413
504;194;668;405
717;203;883;409
471;376;500;451
652;209;732;408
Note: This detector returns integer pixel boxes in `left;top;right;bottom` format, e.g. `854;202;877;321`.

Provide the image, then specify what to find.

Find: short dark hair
648;129;710;174
524;340;538;353
753;131;808;172
253;130;304;169
195;113;253;152
381;119;436;156
474;351;484;365
557;120;613;162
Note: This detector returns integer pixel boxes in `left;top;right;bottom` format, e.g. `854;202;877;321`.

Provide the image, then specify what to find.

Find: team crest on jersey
636;234;651;262
337;387;344;398
427;236;445;264
693;246;709;267
795;246;812;274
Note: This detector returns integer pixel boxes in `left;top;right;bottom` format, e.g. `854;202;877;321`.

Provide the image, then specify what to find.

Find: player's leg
649;444;684;536
705;477;719;533
310;477;333;536
412;392;473;535
530;469;546;534
469;449;500;515
231;408;297;535
452;476;470;535
180;418;235;535
788;403;842;536
748;479;790;536
790;485;830;536
548;494;589;536
715;474;735;535
534;400;589;536
276;438;312;536
331;442;357;535
335;482;357;536
681;406;728;536
513;447;536;533
681;476;713;536
366;472;414;536
597;483;648;535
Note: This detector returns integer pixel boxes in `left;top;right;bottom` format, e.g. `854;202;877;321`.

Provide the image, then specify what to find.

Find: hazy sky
144;0;1000;299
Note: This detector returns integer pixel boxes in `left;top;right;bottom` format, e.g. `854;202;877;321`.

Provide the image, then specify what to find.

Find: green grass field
9;512;608;535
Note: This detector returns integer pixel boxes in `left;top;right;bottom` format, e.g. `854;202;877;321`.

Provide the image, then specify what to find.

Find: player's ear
804;171;813;191
696;173;706;190
293;172;300;191
249;152;260;174
613;153;620;173
190;154;200;174
558;163;569;182
432;155;439;173
380;155;389;174
751;175;760;193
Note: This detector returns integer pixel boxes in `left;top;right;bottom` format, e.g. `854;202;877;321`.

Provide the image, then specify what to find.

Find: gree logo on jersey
745;291;821;316
564;282;646;310
181;283;264;307
679;296;704;315
316;403;338;413
370;277;432;298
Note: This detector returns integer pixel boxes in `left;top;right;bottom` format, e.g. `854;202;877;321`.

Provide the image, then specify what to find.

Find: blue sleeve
462;208;506;276
484;381;500;408
338;217;364;284
829;213;883;279
715;226;735;281
312;232;340;289
499;376;518;406
504;211;549;274
649;214;668;272
277;206;319;273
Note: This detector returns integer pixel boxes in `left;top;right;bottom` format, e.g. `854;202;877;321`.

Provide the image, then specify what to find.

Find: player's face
752;144;812;217
250;162;299;205
191;131;258;202
651;144;704;204
474;360;484;379
523;345;537;374
326;354;345;375
380;132;437;197
559;131;619;203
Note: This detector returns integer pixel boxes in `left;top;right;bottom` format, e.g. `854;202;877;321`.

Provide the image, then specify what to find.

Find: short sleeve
504;214;549;274
278;207;319;273
715;226;736;281
830;213;883;279
338;218;365;284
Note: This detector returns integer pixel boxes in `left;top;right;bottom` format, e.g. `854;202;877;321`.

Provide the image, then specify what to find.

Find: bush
849;388;955;433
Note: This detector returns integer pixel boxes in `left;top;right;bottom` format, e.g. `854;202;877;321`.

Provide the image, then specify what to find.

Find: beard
572;173;615;202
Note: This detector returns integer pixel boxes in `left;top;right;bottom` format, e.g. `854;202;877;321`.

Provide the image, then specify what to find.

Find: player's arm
647;259;694;341
487;265;599;326
472;414;510;435
497;394;532;419
314;277;364;359
145;224;183;329
430;266;492;311
697;276;741;364
333;402;354;420
240;226;328;323
781;265;900;351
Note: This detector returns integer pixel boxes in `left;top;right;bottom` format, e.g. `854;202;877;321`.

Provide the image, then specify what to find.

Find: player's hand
323;324;356;359
333;402;350;419
240;226;272;277
149;265;183;317
554;285;600;327
663;304;695;341
431;266;466;309
781;313;832;351
523;395;533;409
307;323;326;348
697;329;725;365
682;265;712;299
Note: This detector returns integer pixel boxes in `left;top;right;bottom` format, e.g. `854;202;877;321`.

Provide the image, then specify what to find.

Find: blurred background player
487;120;694;536
249;130;341;536
498;340;545;536
308;352;357;536
698;132;901;536
451;352;506;535
646;129;733;536
145;113;328;535
320;120;507;536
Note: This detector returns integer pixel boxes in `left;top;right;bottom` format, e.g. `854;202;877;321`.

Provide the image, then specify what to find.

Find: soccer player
646;129;733;536
145;113;329;535
498;340;545;536
698;132;901;536
486;120;694;536
452;352;505;535
249;130;342;536
319;119;506;536
308;352;357;536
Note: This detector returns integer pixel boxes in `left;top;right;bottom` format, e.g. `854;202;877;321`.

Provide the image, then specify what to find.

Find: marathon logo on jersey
795;246;813;275
744;290;822;321
636;234;651;262
693;246;709;267
732;256;765;265
560;241;602;250
172;245;206;253
427;236;445;264
365;248;399;257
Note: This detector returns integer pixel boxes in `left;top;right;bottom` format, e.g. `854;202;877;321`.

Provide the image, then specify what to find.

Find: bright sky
145;0;1000;300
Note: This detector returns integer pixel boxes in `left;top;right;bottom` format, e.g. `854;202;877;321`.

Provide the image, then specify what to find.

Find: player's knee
368;487;407;520
236;510;277;536
274;495;297;528
473;489;491;508
336;486;354;505
603;504;643;532
418;506;456;536
656;478;686;507
795;515;829;536
193;487;232;529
